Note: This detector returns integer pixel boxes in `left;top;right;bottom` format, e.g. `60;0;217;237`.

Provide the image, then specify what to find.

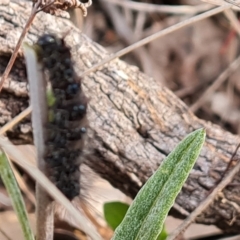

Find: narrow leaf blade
112;128;206;240
0;150;35;240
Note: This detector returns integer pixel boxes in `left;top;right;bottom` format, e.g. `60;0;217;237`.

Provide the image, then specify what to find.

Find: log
1;0;240;233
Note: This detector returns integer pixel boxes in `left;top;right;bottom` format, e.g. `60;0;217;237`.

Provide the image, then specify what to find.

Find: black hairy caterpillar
36;34;88;200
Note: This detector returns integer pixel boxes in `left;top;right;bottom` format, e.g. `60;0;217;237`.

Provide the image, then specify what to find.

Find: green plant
104;201;168;240
0;150;34;240
110;128;205;240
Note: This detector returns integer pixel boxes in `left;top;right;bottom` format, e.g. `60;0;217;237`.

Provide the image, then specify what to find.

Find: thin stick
201;0;240;10
101;0;214;14
224;9;240;35
0;192;11;207
167;146;240;240
0;108;34;205
81;5;230;78
213;143;240;188
0;1;40;93
173;203;189;217
0;228;12;240
36;0;55;13
0;106;32;135
190;7;240;113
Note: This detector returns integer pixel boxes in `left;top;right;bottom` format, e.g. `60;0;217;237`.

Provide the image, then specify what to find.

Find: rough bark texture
1;0;240;233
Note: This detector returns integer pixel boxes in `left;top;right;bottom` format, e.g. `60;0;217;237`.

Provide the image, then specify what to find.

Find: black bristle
36;34;88;200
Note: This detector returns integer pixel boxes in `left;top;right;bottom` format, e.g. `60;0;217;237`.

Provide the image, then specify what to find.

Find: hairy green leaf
112;128;206;240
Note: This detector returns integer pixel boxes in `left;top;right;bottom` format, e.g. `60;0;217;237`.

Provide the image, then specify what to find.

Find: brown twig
0;106;32;135
0;1;41;93
0;0;92;94
35;0;92;16
81;5;230;78
213;143;240;188
101;0;214;15
190;7;240;113
100;2;153;75
202;0;240;11
190;54;240;113
36;0;55;13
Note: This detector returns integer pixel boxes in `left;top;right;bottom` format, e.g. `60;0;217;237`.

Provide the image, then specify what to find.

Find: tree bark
1;0;240;233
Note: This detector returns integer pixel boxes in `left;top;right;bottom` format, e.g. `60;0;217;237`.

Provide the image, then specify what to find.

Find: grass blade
0;149;35;240
23;42;54;240
112;128;206;240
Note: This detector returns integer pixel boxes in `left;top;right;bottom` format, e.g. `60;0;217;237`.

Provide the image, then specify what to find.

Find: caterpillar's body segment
36;34;88;200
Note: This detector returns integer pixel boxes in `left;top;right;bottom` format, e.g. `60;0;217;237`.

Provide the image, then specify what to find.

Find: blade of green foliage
112;128;206;240
157;225;168;240
104;202;129;230
104;201;168;239
0;150;35;240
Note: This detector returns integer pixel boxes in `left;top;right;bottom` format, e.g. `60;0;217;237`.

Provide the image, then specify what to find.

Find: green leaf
112;128;206;240
104;202;168;239
157;225;168;240
104;201;129;230
0;150;35;240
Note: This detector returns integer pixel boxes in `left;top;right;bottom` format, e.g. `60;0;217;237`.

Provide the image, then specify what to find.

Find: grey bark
1;0;240;233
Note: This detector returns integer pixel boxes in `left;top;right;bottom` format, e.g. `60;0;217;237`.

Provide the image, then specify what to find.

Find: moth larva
36;34;88;200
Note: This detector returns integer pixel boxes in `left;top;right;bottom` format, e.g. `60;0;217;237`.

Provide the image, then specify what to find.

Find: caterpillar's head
37;34;61;48
35;34;63;57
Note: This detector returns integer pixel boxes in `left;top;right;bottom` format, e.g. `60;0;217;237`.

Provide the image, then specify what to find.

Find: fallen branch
1;0;240;233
